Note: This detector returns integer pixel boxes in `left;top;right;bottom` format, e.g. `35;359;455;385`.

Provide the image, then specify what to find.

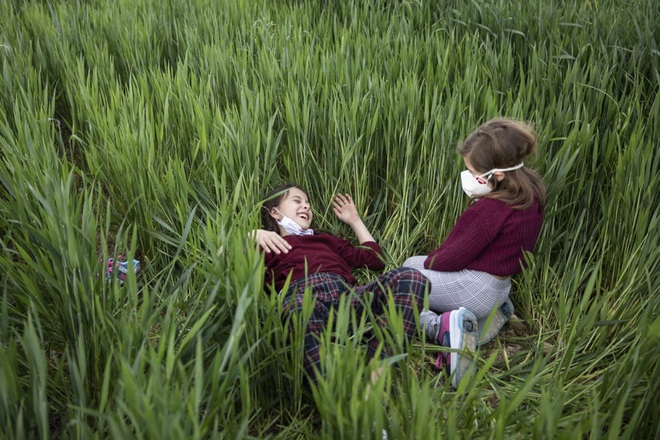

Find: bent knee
393;267;430;289
282;296;305;314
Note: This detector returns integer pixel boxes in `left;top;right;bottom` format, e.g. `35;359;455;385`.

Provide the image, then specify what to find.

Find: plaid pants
281;267;428;382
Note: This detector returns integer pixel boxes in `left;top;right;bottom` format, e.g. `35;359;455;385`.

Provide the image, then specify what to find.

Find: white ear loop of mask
479;162;525;180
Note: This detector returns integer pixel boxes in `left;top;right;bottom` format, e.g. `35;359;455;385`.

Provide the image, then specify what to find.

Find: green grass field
0;0;658;438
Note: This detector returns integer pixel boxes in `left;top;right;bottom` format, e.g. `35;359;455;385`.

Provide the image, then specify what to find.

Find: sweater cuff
361;240;384;255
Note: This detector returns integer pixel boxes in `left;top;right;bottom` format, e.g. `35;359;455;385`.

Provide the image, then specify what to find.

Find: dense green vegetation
0;0;658;437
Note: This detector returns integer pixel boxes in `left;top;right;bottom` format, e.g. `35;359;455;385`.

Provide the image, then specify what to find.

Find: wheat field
0;0;658;438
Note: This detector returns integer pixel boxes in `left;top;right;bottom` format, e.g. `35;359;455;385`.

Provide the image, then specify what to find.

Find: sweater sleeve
334;237;385;271
424;200;505;272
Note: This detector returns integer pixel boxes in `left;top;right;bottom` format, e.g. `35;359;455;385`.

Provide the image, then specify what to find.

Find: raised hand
332;193;361;226
249;229;292;254
332;193;376;244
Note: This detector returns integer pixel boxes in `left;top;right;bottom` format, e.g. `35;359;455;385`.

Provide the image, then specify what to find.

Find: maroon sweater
264;233;385;292
425;198;543;276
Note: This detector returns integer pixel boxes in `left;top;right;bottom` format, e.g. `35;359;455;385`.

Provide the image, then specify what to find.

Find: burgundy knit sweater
424;198;543;276
264;233;385;292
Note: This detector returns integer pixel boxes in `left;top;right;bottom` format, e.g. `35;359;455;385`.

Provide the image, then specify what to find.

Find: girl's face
270;187;313;231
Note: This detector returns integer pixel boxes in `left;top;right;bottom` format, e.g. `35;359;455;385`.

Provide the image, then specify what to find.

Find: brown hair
459;118;546;211
260;183;308;234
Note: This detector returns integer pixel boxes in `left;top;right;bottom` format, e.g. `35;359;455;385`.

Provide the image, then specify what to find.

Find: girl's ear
269;207;281;220
493;171;506;182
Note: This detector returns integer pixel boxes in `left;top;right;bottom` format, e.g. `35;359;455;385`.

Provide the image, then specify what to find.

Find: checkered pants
281;267;428;382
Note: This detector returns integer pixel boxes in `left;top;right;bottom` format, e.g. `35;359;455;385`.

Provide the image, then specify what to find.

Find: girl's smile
270;187;313;232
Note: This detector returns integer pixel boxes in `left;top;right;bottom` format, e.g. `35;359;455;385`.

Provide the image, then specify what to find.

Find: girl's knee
390;268;430;305
397;267;430;285
282;295;305;315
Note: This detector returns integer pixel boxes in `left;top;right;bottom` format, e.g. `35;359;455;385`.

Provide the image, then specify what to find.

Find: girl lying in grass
251;184;429;384
404;118;547;375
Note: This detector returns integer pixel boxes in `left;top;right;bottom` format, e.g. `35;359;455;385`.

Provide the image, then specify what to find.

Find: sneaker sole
449;307;478;388
477;297;514;346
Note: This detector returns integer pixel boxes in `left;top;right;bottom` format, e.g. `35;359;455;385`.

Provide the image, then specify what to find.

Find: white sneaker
436;307;478;388
477;297;514;346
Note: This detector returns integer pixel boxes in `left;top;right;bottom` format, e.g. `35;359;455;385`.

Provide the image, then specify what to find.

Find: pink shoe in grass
422;307;478;388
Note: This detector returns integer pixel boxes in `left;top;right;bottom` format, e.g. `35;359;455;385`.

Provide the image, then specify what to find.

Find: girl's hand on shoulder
332;193;361;226
249;229;292;254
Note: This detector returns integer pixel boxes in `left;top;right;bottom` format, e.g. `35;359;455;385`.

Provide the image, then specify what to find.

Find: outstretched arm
249;229;292;254
332;193;376;244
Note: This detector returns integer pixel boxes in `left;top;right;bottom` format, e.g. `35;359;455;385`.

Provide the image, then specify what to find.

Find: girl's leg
282;274;349;382
353;267;429;358
402;256;510;320
425;270;510;319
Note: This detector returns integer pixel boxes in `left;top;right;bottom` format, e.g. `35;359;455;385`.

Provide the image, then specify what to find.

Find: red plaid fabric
281;268;428;382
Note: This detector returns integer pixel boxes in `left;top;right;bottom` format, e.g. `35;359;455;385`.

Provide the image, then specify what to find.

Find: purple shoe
434;307;478;388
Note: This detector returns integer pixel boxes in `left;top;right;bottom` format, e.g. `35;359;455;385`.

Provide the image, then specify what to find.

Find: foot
420;309;444;345
435;307;478;388
477;297;514;346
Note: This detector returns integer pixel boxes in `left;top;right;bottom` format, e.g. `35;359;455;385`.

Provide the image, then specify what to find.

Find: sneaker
477;297;514;346
420;309;443;345
434;307;478;388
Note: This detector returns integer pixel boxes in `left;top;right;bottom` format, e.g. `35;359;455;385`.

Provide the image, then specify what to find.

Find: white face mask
460;162;524;197
274;209;314;236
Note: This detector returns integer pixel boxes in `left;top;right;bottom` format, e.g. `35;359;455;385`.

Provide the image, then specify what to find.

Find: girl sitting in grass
404;118;547;369
251;183;432;384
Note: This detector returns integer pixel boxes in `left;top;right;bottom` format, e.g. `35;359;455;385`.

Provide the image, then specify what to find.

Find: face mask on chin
460;162;524;197
274;209;314;236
